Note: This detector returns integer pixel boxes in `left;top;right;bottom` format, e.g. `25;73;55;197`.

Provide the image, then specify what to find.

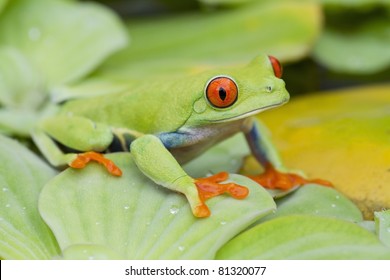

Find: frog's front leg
130;135;249;217
244;119;332;190
32;115;121;176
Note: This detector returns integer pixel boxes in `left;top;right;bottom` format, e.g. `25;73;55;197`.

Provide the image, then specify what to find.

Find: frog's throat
210;101;286;123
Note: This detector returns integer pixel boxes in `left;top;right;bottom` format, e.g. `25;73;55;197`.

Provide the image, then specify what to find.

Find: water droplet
95;221;101;226
335;195;340;200
169;206;179;215
2;187;8;192
28;27;41;41
387;227;390;233
5;204;10;208
124;205;130;210
331;204;336;208
178;246;185;252
314;210;319;214
220;220;227;226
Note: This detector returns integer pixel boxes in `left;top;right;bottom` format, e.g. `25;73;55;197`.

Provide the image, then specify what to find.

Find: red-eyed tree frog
32;55;331;218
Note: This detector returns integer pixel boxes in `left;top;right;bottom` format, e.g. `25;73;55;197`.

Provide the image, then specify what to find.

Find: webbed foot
69;151;122;176
248;163;332;191
192;172;249;217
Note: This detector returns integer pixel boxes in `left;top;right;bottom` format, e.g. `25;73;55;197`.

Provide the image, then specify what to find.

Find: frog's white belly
166;118;251;164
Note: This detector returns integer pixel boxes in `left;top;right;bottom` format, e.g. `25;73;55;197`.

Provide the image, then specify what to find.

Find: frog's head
185;55;289;126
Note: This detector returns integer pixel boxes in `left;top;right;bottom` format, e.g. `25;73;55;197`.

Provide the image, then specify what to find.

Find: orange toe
195;172;249;201
69;151;122;176
248;163;332;191
193;204;211;218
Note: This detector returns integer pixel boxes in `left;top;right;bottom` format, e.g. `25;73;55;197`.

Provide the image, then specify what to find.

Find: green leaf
375;210;390;247
0;46;44;136
0;47;43;109
321;0;390;8
0;0;7;14
0;135;60;259
98;0;321;79
39;153;275;259
216;215;390;260
0;109;40;136
0;0;128;87
184;134;249;178
62;244;122;260
198;0;255;7
313;18;390;74
359;220;376;233
260;184;363;223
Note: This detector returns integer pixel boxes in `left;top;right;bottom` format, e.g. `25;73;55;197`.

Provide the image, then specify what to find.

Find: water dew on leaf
169;206;180;215
178;246;185;252
0;135;59;259
258;185;363;224
39;154;275;259
28;27;41;41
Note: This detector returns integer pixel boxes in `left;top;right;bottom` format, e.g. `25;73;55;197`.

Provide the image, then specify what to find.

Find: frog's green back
59;54;288;135
59;77;202;134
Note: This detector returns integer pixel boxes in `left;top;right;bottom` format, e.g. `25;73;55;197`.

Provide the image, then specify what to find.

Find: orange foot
193;172;249;217
69;151;122;176
248;163;332;191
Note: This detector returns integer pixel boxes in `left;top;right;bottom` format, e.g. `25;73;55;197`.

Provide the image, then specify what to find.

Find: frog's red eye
268;55;283;78
205;76;238;108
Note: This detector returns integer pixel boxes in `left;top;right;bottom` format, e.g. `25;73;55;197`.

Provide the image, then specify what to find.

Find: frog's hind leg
32;115;121;176
244;119;333;190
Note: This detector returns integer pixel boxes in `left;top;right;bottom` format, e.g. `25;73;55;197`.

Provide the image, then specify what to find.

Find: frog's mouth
210;101;286;123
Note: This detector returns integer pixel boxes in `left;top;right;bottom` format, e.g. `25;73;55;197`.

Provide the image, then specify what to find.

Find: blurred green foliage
96;0;322;79
0;0;128;136
89;0;390;93
1;0;388;134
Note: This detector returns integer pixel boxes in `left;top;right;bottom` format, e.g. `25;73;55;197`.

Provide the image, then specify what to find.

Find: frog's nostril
265;85;273;93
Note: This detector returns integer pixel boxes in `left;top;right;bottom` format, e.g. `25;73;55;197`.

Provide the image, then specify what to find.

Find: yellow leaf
256;85;390;219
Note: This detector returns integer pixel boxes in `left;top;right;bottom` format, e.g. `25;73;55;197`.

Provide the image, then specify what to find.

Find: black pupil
218;87;227;101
